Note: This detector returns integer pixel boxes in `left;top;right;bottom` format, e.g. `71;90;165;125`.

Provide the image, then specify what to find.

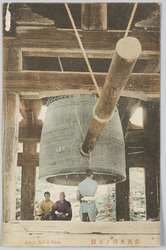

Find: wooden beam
126;152;149;168
81;3;107;31
16;5;54;26
2;221;160;247
2;92;20;222
3;28;160;53
144;60;160;73
126;131;149;151
3;72;160;100
21;48;159;60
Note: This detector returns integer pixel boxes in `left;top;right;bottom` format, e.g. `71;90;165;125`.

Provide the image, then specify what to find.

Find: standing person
51;192;72;220
76;169;98;222
37;191;54;220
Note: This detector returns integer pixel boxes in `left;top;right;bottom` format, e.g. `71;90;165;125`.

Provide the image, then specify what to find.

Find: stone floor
2;220;160;247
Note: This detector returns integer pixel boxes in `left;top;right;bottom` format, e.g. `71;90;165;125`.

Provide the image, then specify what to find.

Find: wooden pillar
145;165;158;220
20;142;37;220
144;102;160;220
116;142;130;222
116;166;130;221
81;3;107;31
156;163;160;218
2;92;19;222
19;99;42;220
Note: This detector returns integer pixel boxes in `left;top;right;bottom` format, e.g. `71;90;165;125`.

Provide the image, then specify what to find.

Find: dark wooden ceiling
3;3;159;30
3;3;160;101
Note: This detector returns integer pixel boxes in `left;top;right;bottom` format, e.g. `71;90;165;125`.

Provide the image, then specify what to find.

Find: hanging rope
124;3;138;38
65;3;101;98
58;57;64;72
70;97;85;140
70;96;92;169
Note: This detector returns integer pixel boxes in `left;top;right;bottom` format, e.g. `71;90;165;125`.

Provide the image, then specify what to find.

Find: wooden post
145;166;158;220
20;142;37;220
19;99;42;220
2;92;19;222
144;102;160;220
3;47;22;71
81;37;141;155
116;160;130;221
81;3;107;31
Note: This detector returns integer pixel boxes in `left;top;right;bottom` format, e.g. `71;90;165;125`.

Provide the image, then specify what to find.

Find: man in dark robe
51;192;72;220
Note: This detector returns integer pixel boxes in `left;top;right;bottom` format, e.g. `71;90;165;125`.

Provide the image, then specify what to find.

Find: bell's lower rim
39;171;126;186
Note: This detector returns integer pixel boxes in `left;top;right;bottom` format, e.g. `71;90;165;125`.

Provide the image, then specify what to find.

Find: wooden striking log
81;3;107;31
81;37;142;154
2;92;19;222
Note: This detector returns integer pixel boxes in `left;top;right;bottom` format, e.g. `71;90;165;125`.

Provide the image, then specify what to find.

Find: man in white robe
76;169;98;222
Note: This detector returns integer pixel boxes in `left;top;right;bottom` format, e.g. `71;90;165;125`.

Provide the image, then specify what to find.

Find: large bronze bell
39;95;126;185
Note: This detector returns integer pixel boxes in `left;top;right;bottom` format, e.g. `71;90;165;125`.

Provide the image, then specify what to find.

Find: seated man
51;192;72;220
37;191;54;220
